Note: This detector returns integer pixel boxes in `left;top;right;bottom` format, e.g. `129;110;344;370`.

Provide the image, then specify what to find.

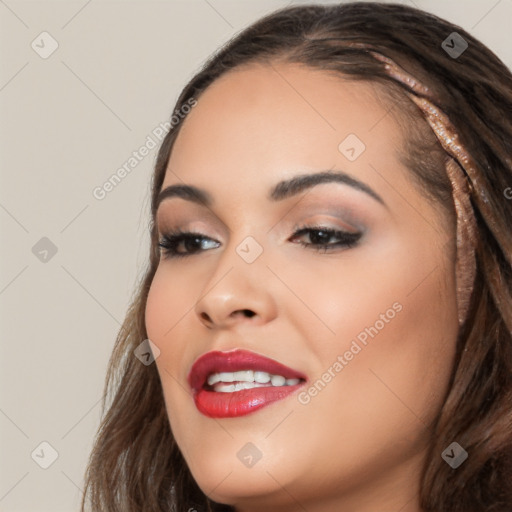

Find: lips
187;349;307;418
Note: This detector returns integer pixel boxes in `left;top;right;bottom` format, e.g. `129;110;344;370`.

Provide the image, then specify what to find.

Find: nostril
230;309;256;320
200;309;256;324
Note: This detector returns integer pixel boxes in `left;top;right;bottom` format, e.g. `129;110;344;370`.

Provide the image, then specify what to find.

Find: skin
145;61;460;512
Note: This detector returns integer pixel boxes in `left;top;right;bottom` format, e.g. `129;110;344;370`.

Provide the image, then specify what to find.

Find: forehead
163;62;406;199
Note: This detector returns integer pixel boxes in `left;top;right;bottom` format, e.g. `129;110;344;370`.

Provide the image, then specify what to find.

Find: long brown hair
81;3;512;511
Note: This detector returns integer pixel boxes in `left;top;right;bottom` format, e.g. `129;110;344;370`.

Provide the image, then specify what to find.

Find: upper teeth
207;370;300;390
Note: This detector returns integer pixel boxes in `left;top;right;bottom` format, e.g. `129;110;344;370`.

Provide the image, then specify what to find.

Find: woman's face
145;62;460;511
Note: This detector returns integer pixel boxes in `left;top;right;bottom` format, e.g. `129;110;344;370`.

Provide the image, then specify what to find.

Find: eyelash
158;225;362;260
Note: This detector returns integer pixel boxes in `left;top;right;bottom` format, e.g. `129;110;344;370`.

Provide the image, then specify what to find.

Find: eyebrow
156;170;385;211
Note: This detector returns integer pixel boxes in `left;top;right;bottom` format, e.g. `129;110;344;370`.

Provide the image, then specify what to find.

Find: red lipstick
187;349;307;418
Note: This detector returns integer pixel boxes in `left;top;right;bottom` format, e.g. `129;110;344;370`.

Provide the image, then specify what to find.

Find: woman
81;2;512;511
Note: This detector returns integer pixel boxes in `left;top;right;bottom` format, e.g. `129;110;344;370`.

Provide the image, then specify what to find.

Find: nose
193;246;278;330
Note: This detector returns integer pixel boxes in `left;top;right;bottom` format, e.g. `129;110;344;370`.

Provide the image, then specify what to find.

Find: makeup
187;349;307;418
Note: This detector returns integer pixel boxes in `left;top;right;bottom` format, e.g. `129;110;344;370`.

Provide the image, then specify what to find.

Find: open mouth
188;349;307;418
205;370;303;392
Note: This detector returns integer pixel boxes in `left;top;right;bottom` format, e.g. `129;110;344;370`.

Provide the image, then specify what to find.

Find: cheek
213;249;459;502
277;229;459;465
145;270;169;342
145;265;196;342
270;224;458;371
145;270;183;409
144;267;205;444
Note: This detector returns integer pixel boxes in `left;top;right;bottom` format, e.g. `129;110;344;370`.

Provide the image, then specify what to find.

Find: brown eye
289;225;362;252
158;230;219;259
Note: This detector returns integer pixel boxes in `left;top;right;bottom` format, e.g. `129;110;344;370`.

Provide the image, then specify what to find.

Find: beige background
1;0;511;510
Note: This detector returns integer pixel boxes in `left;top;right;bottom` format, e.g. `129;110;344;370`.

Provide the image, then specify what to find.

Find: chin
180;434;304;506
190;460;288;505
